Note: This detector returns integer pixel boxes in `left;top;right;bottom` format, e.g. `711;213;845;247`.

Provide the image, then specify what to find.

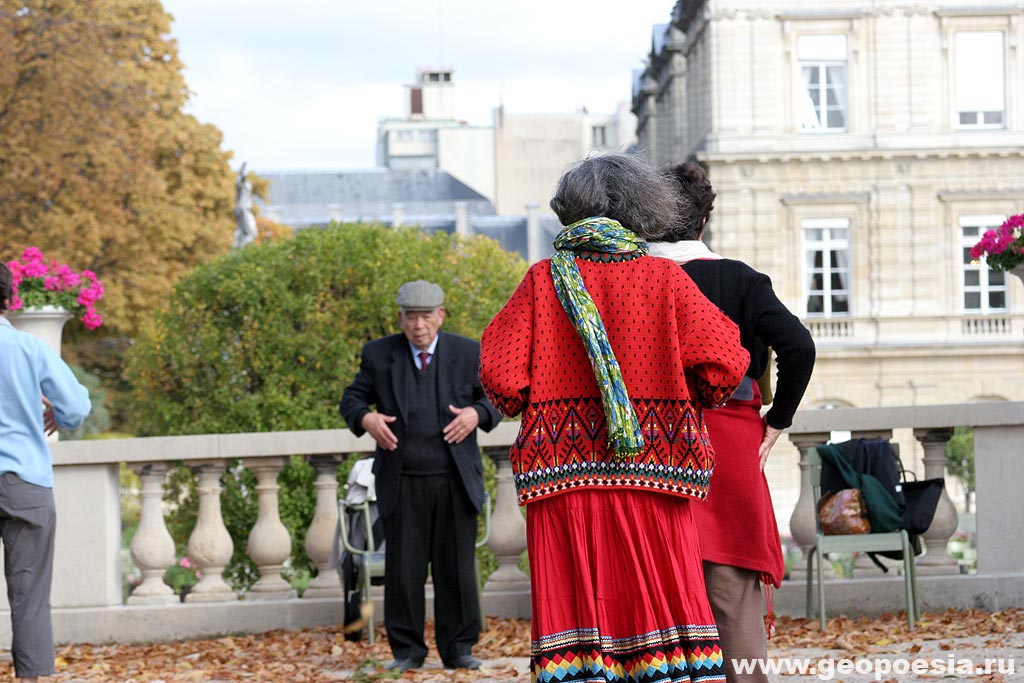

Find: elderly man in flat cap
340;280;501;673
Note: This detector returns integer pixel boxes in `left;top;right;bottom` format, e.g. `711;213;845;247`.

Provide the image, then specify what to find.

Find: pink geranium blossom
5;248;105;330
971;214;1024;273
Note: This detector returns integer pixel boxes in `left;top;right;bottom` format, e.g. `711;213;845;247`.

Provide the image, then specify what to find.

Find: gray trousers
703;561;769;683
0;473;56;678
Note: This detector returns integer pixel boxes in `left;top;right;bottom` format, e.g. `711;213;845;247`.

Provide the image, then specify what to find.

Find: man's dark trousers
383;474;480;664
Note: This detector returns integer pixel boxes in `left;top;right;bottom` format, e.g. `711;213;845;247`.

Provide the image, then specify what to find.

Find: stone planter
9;305;73;356
1010;264;1024;286
9;305;73;443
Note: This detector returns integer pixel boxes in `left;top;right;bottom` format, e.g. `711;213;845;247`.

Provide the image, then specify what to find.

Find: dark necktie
419;351;430;372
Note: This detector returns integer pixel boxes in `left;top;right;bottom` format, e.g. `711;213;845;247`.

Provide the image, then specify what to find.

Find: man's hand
443;404;479;444
759;423;784;471
42;396;58;436
362;412;398;451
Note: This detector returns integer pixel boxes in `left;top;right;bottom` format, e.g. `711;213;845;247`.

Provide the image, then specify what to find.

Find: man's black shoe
385;658;423;672
444;655;482;670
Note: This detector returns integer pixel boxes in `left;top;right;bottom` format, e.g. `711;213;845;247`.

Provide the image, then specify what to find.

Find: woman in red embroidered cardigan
480;152;749;683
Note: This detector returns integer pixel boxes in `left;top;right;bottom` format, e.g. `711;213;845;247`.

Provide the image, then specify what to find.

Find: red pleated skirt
527;488;726;683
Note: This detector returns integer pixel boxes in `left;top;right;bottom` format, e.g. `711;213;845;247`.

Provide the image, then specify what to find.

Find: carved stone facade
633;0;1024;520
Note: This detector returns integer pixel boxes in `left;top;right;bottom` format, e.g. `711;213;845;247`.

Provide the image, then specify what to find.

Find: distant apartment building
633;0;1024;517
493;102;636;215
376;68;496;202
377;68;637;219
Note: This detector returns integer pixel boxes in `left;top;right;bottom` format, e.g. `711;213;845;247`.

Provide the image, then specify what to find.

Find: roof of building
255;168;563;262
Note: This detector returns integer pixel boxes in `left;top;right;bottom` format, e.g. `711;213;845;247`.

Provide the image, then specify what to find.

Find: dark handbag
900;476;945;535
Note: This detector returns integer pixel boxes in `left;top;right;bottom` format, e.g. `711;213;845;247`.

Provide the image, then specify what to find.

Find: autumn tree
0;0;239;336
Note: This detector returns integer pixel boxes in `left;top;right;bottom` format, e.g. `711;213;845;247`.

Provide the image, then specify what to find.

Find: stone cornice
933;5;1023;17
937;189;1024;202
698;146;1024;164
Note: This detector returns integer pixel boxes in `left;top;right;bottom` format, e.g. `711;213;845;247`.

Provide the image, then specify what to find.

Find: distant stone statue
233;163;258;250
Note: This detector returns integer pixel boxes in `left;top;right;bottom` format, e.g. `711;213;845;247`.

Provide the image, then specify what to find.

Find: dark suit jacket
340;331;502;519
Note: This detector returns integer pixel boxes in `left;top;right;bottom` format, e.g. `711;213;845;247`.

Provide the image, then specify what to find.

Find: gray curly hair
549;151;680;240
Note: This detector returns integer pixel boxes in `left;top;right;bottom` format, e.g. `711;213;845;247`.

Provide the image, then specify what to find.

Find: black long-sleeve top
681;258;816;429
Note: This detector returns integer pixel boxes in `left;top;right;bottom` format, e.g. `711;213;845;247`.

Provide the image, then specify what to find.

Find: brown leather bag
818;489;872;535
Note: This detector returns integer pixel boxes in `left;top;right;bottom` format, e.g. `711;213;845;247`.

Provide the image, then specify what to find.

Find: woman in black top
651;161;816;683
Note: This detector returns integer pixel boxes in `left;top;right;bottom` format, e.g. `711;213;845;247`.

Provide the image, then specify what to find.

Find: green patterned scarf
550;216;648;459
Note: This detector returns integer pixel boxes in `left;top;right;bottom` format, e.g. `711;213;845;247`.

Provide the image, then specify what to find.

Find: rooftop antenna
437;0;446;68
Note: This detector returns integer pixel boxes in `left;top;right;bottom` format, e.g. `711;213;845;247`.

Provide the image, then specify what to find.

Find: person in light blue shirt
0;261;90;683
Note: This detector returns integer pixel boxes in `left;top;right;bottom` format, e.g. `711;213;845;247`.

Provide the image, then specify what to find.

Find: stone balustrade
0;402;1016;647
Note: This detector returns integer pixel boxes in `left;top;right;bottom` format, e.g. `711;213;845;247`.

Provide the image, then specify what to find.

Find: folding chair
805;445;919;630
338;459;493;643
338;459;386;644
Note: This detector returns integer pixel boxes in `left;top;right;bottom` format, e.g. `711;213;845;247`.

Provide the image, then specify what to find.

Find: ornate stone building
633;0;1024;519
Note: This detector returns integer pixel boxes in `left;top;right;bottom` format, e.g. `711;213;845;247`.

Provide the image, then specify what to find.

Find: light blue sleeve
35;339;91;429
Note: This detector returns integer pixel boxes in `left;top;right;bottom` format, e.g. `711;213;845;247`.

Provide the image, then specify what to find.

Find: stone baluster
185;462;235;602
913;428;958;574
787;432;830;581
243;458;296;599
483;447;529;614
303;455;343;598
127;463;176;605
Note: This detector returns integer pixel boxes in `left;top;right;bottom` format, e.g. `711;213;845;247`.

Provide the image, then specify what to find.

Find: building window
961;215;1008;313
797;35;848;132
591;125;608;147
418;129;437;141
803;218;851;316
954;31;1005;129
396;130;413;141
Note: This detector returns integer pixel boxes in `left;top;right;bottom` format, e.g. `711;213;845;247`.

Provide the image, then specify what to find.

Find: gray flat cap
396;280;445;310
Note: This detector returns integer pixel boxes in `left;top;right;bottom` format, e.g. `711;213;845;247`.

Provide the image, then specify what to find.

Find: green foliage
945;426;975;494
125;223;528;592
59;366;111;440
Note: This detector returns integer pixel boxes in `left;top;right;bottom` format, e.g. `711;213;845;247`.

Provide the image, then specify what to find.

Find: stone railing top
51;420;524;467
789;401;1024;435
50;403;1021;467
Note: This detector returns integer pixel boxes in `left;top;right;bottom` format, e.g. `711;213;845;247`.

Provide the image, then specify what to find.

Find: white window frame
953;31;1006;130
797;35;849;133
802;218;851;317
960;214;1009;314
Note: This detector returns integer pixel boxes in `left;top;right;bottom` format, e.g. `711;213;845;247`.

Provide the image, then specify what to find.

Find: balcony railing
805;314;1024;343
1;401;1018;645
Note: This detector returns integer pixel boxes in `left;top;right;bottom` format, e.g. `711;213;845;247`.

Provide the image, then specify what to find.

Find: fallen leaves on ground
0;610;1019;682
770;608;1024;654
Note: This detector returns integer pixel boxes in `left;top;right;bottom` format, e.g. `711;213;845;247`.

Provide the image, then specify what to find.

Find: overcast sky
163;0;675;172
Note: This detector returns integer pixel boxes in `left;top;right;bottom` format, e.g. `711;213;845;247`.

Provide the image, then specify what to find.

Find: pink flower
81;309;103;330
179;557;194;569
44;276;62;291
970;244;983;260
20;247;44;263
77;288;99;307
21;259;48;278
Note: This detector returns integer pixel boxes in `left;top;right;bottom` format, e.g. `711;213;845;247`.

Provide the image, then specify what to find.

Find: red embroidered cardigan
480;254;750;505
